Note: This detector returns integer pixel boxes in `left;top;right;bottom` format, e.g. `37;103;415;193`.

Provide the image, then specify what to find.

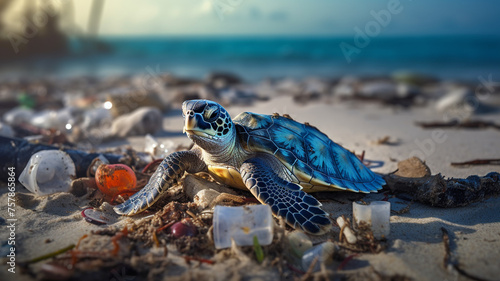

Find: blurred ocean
1;35;500;82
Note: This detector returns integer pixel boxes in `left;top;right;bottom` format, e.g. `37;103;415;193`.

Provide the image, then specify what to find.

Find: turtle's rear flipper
114;150;206;216
240;157;332;235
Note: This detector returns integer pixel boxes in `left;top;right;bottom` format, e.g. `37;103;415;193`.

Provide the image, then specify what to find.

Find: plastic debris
17;92;36;108
435;87;479;117
80;107;112;131
3;107;34;126
359;81;398;99
213;205;273;249
144;134;174;159
87;155;109;177
19;150;76;196
353;201;391;239
0;136;123;181
285;230;313;267
106;90;165;118
301;241;336;272
110;107;163;138
95;164;138;203
0;122;14;137
81;207;110;225
31;107;80;131
370;202;391;239
286;230;313;260
352;202;371;229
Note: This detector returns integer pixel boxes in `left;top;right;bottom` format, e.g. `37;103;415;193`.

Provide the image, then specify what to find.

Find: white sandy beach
1;95;499;281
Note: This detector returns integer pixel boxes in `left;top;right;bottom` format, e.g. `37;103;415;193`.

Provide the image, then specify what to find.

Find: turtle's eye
204;105;219;122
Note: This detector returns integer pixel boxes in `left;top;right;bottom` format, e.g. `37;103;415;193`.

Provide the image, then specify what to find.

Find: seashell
81;207;110;225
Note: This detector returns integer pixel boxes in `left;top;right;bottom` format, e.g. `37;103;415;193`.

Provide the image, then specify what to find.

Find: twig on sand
372;136;400;146
441;227;491;281
383;172;500;208
451;159;500;166
416;120;500;130
441;227;455;269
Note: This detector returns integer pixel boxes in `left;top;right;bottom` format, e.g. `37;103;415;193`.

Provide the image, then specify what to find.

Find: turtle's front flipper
240;156;332;235
114;150;206;216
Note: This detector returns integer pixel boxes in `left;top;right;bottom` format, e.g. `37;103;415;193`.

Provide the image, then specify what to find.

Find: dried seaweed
451;159;500;166
415;120;500;130
384;172;500;208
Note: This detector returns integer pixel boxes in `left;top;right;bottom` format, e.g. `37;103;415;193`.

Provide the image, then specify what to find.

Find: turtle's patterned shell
234;112;385;193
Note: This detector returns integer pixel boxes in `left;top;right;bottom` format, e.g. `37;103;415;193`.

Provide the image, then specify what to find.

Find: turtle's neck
200;128;251;168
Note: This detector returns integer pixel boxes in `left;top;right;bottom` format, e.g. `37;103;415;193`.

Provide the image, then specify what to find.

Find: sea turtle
114;100;385;234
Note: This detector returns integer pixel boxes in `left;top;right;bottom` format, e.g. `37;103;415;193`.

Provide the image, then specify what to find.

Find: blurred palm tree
0;0;109;60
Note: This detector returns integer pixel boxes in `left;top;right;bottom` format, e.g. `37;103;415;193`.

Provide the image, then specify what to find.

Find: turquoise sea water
1;36;499;82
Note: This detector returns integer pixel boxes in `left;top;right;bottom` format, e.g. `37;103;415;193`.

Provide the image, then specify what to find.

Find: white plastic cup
370;201;390;239
353;201;371;228
213;205;273;249
352;201;390;239
19;150;76;196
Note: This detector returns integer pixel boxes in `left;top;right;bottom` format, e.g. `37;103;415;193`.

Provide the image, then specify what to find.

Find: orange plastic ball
95;164;138;203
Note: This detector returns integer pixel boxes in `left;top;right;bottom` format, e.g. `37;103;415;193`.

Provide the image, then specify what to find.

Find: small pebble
395;157;431;178
194;189;220;210
168;218;197;238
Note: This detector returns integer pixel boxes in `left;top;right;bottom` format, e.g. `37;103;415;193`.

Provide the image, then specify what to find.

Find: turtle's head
182;100;235;152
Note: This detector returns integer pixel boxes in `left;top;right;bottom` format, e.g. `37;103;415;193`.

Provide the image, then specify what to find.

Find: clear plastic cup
370;201;390;239
353;201;371;228
352;201;391;239
19;150;76;196
213;205;274;249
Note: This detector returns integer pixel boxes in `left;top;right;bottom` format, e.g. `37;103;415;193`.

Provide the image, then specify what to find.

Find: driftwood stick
416;120;500;130
441;227;492;281
383;172;500;208
451;159;500;166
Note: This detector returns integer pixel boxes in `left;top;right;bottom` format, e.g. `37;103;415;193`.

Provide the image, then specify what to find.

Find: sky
68;0;500;36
